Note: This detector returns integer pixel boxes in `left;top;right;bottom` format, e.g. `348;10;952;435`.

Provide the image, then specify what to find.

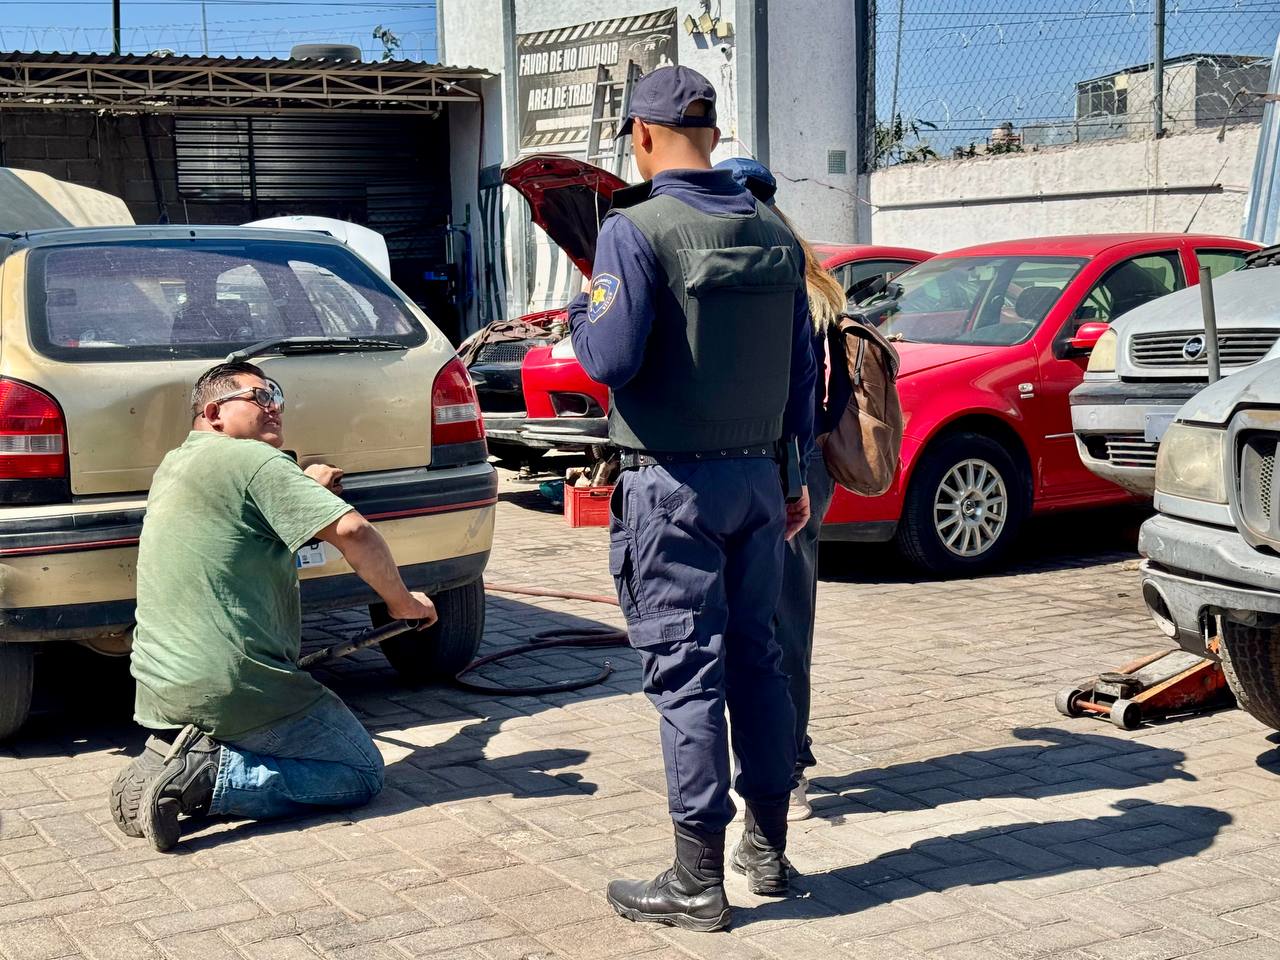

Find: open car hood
503;155;627;276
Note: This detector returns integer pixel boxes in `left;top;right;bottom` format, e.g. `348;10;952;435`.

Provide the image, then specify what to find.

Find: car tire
1218;620;1280;731
372;578;486;684
895;432;1028;576
488;441;548;466
0;643;35;741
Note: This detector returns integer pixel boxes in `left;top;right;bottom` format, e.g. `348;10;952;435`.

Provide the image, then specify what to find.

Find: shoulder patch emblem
587;273;621;324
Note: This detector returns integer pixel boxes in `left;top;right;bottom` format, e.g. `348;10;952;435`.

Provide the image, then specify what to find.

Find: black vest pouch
678;244;797;426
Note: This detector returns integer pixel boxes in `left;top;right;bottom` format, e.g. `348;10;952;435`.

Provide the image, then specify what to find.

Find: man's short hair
191;360;267;420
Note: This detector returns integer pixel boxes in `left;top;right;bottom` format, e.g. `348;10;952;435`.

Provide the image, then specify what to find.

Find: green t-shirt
131;431;353;739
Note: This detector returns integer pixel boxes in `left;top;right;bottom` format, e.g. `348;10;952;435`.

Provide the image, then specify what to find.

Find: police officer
568;65;816;932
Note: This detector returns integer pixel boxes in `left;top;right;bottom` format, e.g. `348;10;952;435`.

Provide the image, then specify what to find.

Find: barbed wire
0;26;439;61
874;0;1280;164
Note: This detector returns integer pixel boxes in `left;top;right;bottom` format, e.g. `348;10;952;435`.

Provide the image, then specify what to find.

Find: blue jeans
773;455;837;781
209;692;384;820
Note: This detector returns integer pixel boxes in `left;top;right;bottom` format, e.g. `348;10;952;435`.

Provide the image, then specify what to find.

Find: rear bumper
481;413;555;450
0;461;497;643
519;416;609;448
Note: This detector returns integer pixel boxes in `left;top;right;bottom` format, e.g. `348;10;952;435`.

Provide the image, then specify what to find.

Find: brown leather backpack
818;314;904;496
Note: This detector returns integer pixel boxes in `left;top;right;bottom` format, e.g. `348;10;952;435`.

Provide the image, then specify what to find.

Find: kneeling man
119;360;436;851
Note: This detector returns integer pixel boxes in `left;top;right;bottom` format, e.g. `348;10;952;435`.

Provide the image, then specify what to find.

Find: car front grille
1130;330;1280;368
474;340;539;365
1237;427;1280;553
1102;435;1161;469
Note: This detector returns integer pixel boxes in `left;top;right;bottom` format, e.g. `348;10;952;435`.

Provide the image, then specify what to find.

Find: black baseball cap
618;65;717;136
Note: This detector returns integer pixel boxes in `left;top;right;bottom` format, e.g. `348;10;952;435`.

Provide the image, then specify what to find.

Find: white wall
765;1;862;244
870;123;1260;253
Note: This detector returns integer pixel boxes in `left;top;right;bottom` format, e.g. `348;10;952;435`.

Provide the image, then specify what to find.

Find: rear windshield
27;238;427;361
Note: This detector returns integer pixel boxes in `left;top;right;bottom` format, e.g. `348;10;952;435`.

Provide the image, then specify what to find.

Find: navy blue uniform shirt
568;168;817;459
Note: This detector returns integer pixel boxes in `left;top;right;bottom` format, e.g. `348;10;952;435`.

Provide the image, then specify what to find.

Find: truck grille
474;340;539;365
1103;435;1161;469
1238;432;1279;548
1130;330;1279;368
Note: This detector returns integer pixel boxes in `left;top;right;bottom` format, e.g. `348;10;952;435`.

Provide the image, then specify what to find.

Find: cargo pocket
608;529;643;621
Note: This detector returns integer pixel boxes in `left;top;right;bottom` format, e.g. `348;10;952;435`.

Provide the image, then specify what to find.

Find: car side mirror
848;275;887;303
1059;321;1110;359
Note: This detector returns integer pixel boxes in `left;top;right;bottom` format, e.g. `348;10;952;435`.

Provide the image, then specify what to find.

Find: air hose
452;582;629;696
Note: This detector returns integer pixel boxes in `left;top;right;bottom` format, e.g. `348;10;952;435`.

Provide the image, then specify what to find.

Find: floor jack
1055;648;1235;730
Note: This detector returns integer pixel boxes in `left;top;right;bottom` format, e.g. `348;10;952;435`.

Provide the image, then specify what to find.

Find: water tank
290;43;362;62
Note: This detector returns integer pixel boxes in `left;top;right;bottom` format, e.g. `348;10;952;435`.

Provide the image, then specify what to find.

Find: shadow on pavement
819;503;1152;585
734;799;1231;929
810;726;1193;821
6;595;636;851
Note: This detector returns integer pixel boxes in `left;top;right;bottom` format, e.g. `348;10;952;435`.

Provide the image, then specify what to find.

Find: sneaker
788;776;813;821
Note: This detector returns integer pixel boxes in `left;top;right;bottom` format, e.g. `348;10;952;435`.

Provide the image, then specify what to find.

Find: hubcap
933;459;1008;558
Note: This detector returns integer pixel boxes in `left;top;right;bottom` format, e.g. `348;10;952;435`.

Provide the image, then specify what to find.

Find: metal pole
1199;266;1221;384
889;0;905;125
1153;0;1166;138
201;2;209;56
112;0;121;55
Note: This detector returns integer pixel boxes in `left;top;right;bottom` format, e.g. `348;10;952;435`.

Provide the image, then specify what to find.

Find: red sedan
827;233;1258;573
478;154;932;455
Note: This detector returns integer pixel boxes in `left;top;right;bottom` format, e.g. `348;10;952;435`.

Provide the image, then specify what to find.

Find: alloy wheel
933;458;1008;557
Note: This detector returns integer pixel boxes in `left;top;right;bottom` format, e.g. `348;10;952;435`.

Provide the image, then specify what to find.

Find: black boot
731;799;794;896
607;824;731;932
109;735;170;838
139;725;220;852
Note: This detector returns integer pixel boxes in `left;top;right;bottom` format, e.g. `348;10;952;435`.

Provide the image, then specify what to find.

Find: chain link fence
873;0;1280;166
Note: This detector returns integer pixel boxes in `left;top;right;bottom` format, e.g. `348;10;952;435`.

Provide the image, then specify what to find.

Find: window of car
874;255;1086;346
1196;248;1249;281
838;259;917;304
1071;251;1183;327
28;238;426;361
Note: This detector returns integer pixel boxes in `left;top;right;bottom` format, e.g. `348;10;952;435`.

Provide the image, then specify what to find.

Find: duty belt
618;445;777;471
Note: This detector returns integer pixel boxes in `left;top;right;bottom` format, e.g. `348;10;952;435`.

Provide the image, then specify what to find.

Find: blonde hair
773;204;845;332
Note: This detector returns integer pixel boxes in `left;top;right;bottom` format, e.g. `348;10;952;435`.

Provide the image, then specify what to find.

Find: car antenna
1183;156;1230;233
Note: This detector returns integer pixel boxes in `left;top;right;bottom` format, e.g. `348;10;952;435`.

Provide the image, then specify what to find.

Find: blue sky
0;1;439;61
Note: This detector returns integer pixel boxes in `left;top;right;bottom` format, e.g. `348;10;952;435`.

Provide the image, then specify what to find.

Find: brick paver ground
5;463;1280;959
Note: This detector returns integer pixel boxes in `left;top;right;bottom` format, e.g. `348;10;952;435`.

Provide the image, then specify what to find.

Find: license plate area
1144;409;1179;443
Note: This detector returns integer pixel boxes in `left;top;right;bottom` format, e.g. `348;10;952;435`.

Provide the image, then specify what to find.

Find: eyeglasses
212;381;285;412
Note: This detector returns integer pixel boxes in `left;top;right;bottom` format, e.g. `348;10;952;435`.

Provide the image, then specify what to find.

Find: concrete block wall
869;123;1261;251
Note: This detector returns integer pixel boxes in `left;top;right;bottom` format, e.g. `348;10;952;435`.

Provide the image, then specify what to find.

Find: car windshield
872;255;1087;346
29;238;426;361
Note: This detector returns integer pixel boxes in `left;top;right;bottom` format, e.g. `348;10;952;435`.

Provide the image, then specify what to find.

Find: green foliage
372;25;402;62
874;114;939;168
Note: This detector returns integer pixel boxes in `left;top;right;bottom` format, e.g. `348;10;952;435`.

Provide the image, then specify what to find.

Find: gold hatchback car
0;173;496;739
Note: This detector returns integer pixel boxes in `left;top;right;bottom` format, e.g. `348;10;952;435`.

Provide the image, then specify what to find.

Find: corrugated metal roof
0;50;490;76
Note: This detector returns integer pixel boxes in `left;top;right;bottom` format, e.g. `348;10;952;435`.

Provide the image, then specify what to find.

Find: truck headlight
1086;329;1118;372
550;337;577;360
1155;423;1227;503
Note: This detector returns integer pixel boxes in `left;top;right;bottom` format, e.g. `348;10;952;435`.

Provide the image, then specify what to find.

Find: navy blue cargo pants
609;457;798;833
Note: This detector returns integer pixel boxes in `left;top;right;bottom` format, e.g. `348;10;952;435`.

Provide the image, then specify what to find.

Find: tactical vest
607;193;803;453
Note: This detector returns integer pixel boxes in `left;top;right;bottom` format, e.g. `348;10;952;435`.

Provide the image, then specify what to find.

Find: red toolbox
564;484;613;527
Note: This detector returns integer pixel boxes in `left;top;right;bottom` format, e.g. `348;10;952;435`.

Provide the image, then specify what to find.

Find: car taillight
0;379;66;480
431;357;485;447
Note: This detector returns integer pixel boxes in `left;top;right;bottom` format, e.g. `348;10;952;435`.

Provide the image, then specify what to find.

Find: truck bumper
1138;512;1280;655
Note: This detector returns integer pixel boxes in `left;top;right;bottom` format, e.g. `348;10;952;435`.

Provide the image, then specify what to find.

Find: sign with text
516;8;677;152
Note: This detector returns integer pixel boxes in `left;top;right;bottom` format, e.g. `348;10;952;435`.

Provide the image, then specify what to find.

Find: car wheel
895;432;1028;576
1218;620;1280;731
0;643;35;741
488;441;548;466
372;578;486;684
